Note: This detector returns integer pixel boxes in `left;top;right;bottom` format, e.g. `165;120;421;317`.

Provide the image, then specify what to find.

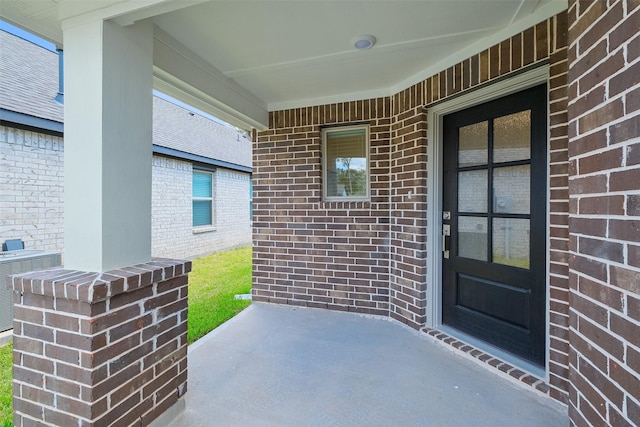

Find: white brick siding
151;156;251;259
0;126;64;252
1;125;251;259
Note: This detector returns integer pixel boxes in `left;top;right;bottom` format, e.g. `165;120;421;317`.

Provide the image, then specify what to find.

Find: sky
336;158;366;171
0;20;57;52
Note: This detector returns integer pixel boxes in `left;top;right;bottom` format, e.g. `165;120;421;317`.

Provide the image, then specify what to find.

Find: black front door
442;84;547;366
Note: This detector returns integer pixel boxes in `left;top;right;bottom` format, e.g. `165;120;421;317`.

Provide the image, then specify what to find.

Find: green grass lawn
0;343;12;427
0;245;252;426
187;246;253;343
493;256;530;269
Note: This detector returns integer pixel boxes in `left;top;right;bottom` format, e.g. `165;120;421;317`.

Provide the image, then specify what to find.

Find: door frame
425;65;550;375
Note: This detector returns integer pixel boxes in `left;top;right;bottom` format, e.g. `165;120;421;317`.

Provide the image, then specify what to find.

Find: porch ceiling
153;0;564;111
1;0;566;124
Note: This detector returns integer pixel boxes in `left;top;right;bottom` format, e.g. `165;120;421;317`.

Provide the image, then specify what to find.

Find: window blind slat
326;135;366;159
192;170;213;226
193;200;212;226
324;127;368;199
193;171;212;198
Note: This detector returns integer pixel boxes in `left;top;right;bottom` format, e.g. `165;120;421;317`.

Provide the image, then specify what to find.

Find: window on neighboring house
193;170;214;227
322;125;370;201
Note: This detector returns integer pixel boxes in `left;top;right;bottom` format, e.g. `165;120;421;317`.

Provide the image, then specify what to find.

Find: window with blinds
193;170;214;227
322;125;369;200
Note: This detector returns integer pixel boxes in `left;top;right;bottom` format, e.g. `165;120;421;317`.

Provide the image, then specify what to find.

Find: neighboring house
0;27;252;260
151;96;252;258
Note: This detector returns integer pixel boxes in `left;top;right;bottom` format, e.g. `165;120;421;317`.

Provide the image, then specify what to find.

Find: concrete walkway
165;303;568;427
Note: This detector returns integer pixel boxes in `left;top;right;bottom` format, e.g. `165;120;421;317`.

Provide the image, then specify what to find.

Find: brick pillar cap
10;258;191;303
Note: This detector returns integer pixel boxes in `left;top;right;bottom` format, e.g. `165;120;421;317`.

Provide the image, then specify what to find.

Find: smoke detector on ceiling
353;35;376;50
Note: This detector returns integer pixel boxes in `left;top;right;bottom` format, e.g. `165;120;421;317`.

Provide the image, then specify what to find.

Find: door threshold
437;325;546;380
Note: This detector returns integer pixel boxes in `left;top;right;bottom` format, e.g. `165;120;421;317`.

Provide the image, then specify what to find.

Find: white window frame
322;124;370;202
192;169;215;231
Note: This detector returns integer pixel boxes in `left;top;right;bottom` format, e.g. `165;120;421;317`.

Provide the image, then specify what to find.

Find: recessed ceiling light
353;35;376;50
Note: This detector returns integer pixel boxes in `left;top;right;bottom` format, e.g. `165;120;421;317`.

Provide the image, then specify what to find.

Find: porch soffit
0;0;568;127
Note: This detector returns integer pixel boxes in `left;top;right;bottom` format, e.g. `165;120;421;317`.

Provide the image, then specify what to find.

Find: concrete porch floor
164;303;568;427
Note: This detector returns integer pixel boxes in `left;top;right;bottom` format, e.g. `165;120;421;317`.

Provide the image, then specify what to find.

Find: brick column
389;104;428;329
567;1;640;425
11;259;190;426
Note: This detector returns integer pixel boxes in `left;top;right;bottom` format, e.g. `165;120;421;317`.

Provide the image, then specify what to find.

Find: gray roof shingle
0;30;63;122
0;29;251;169
153;96;251;169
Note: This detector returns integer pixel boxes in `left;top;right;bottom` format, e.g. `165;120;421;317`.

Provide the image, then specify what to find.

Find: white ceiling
153;0;563;110
1;0;566;122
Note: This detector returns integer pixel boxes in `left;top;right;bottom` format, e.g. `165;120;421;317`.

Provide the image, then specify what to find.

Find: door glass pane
459;121;488;167
493;165;530;214
458;170;487;213
458;216;487;261
493;218;530;269
494;110;531;163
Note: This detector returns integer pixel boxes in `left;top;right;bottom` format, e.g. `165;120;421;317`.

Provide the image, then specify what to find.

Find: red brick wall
253;100;393;314
11;260;189;426
254;13;570;402
567;1;640;425
548;41;572;404
389;105;428;328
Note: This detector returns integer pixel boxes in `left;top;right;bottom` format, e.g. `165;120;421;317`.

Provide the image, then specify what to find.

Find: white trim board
425;65;550;376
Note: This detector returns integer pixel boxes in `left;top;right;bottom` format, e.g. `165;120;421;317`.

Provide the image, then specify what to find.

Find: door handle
442;224;451;259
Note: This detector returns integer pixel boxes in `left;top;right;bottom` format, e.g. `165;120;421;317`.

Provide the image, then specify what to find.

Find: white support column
63;19;153;272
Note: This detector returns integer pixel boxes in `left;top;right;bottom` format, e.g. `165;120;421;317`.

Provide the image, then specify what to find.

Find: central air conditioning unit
0;250;62;333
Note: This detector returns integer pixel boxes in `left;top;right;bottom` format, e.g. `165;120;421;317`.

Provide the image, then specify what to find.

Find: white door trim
425;65;550;332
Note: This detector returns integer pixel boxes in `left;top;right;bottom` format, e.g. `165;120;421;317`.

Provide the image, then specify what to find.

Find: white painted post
63;19;153;272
